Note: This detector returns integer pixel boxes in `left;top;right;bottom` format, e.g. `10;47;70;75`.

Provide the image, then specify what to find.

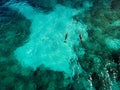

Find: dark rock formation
111;51;120;64
0;0;10;6
33;66;71;90
111;0;120;10
0;6;31;57
57;0;83;8
91;72;102;90
26;0;57;12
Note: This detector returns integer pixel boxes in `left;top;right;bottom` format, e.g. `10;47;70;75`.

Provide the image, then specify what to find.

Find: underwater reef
0;0;120;90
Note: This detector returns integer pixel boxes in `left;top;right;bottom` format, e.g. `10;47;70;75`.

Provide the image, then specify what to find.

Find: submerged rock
0;6;31;56
58;0;83;8
91;72;102;90
0;0;10;6
33;66;71;90
27;0;57;12
72;0;120;89
111;0;120;10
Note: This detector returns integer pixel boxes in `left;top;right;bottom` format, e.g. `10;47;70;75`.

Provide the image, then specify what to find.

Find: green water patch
70;0;120;89
0;6;31;57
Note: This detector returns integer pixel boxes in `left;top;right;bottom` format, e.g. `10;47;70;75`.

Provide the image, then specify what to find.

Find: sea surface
0;0;120;90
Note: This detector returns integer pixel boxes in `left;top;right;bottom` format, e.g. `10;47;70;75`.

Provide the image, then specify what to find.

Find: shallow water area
0;0;120;90
7;2;87;76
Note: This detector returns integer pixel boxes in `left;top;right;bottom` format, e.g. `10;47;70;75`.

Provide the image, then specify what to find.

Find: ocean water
8;2;86;76
0;0;120;90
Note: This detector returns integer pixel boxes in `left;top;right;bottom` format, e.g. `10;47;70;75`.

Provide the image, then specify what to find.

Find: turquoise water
0;0;120;90
9;2;85;75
